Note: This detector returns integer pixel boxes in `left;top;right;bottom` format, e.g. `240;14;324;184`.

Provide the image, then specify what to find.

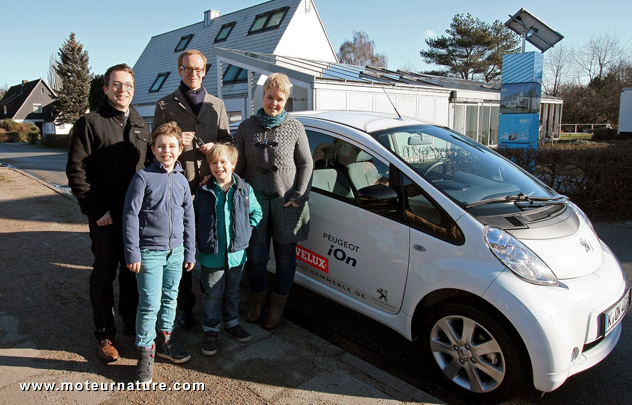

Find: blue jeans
201;264;245;332
246;240;297;296
135;245;184;348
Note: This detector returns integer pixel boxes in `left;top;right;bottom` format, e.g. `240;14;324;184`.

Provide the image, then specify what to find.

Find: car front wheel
421;302;529;402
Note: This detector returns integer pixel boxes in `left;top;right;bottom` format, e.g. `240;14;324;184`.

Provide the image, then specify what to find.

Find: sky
1;0;631;88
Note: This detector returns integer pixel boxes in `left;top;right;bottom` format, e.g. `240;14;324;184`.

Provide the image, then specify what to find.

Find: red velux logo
296;244;328;273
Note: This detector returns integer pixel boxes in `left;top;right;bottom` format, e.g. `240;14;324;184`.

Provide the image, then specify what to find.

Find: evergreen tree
54;33;91;124
420;14;519;82
89;74;104;112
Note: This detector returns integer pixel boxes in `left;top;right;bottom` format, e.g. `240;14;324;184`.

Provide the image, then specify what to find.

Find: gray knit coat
234;114;312;244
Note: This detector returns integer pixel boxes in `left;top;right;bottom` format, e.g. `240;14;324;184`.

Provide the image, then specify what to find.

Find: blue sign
498;113;540;148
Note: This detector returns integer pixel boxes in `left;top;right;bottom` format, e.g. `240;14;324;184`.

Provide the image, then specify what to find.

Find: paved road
0;142;69;191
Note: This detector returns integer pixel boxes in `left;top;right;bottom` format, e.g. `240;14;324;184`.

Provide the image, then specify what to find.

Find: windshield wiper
465;193;566;209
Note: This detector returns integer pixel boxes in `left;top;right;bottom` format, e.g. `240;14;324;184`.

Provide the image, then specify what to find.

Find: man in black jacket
66;64;150;364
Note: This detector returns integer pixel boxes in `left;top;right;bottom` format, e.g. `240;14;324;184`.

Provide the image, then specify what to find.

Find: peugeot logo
580;238;592;253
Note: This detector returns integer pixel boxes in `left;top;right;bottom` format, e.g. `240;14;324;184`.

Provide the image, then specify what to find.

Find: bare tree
47;53;61;92
338;31;388;68
543;44;574;96
575;33;623;83
0;83;8;99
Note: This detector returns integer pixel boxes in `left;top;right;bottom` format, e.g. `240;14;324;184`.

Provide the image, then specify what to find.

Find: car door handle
413;244;426;252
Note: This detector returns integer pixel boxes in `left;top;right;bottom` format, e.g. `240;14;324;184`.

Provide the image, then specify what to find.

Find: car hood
512;222;603;280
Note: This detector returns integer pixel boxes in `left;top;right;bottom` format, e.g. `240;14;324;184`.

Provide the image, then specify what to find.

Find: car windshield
374;125;557;208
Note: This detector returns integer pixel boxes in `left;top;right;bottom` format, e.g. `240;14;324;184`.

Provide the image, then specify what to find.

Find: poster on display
500;82;541;114
498;113;540;148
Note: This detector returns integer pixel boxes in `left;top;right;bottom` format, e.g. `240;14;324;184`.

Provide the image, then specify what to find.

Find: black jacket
66;99;150;219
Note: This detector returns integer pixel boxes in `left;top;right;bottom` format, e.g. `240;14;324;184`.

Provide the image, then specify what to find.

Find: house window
174;34;193;52
214;22;236;43
248;7;289;34
149;72;170;93
222;65;248;84
33;104;43;113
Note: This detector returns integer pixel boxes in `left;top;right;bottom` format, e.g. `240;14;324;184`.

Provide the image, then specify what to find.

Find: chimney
203;9;221;27
22;80;28;84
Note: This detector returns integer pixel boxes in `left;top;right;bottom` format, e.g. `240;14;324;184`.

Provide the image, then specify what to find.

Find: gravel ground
0;166;439;404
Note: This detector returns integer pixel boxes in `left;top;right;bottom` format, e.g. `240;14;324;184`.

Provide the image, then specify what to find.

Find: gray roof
215;48;500;92
132;0;304;106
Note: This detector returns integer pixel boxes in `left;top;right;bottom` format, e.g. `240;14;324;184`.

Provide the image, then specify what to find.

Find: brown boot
246;291;267;323
262;292;288;330
97;338;119;363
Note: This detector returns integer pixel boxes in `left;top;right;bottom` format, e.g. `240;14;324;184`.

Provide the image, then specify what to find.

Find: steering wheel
423;160;447;180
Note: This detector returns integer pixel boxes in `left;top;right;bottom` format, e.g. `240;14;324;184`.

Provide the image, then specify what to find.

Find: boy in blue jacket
196;144;262;356
123;122;196;385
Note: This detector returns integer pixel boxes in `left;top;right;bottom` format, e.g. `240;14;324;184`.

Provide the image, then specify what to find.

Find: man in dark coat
153;49;232;328
66;64;150;363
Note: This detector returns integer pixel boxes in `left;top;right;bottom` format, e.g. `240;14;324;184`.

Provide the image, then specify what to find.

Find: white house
132;0;562;147
132;0;336;124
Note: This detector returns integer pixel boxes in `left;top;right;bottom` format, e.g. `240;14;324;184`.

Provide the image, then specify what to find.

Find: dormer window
174;34;193;52
149;72;170;93
222;65;248;84
248;7;289;35
214;22;236;43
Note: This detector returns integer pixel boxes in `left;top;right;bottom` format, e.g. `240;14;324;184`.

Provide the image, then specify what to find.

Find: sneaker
97;338;119;364
178;310;194;329
224;324;251;343
134;344;155;385
157;340;191;364
202;331;218;356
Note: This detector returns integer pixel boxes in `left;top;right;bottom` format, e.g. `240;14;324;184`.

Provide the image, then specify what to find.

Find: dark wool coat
153;87;232;193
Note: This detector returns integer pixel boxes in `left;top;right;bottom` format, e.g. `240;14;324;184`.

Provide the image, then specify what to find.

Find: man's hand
182;131;195;146
127;262;141;273
199;142;215;155
284;200;300;208
199;174;212;187
96;210;113;226
184;262;195;272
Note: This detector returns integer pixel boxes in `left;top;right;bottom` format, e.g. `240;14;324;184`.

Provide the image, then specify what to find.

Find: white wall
275;0;337;62
313;82;451;126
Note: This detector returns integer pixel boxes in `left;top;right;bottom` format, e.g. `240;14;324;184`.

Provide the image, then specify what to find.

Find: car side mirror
357;184;399;213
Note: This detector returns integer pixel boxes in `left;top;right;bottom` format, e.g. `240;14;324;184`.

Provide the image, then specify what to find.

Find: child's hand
127;262;141;273
184;262;195;272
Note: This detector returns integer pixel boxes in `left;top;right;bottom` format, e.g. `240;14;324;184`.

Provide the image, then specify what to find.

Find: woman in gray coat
234;73;312;330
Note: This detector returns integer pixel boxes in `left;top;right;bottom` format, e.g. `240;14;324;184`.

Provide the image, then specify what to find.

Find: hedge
495;141;632;220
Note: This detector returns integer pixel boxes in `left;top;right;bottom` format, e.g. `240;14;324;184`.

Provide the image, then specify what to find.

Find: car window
307;130;389;201
375;125;556;209
402;174;464;244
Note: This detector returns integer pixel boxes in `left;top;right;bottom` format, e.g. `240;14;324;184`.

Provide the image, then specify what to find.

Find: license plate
603;288;630;336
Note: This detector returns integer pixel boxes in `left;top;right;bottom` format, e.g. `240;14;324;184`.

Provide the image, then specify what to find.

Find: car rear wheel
421;302;529;402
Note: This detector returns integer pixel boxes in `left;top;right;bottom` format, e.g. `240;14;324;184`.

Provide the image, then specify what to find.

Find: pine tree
420;14;520;82
54;33;91;124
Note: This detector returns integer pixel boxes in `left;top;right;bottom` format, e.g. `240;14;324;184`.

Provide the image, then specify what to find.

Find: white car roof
291;110;430;134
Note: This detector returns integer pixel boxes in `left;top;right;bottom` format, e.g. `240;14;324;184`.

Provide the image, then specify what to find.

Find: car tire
421;301;530;403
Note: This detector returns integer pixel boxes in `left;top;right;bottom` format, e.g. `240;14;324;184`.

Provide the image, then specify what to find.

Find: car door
296;129;409;314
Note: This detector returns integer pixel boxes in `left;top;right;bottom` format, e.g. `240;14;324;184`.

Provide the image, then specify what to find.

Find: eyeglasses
256;165;278;174
111;81;134;91
254;140;278;149
179;66;204;75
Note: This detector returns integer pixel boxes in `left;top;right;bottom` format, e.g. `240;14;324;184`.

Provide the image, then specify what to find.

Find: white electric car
256;110;629;402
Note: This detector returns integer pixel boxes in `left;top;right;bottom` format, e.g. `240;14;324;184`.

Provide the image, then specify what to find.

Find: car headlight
484;226;558;286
